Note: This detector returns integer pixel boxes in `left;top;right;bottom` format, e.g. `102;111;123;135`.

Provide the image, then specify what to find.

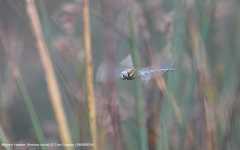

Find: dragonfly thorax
120;69;137;80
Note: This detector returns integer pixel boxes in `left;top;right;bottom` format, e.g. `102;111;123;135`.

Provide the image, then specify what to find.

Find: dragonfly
120;68;176;80
96;54;176;83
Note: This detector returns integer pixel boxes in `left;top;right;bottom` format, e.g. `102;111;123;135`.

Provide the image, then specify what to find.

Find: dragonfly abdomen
156;68;176;72
139;68;176;76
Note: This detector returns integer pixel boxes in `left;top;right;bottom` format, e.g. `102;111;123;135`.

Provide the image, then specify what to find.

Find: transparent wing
140;73;156;85
138;67;162;81
95;62;107;82
96;54;136;82
96;55;135;82
139;43;177;83
155;41;177;68
119;54;134;69
95;62;127;83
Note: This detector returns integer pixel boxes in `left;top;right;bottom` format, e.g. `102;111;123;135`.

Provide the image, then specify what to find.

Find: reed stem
82;0;98;149
25;1;73;149
128;9;148;150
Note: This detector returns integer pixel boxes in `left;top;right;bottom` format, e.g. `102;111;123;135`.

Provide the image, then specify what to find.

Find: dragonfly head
120;71;128;80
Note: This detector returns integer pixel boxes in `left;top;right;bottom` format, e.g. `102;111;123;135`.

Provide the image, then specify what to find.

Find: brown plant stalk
82;0;98;149
25;0;73;149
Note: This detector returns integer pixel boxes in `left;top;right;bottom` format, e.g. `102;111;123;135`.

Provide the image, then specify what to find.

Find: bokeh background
0;0;240;150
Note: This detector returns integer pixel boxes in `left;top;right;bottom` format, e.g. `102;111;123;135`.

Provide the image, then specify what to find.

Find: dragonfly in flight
96;54;176;83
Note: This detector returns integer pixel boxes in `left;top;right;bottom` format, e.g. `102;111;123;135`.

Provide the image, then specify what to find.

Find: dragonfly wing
96;62;127;82
114;65;129;79
140;71;165;84
155;41;177;68
139;66;167;84
140;73;155;85
96;54;134;83
119;54;134;69
95;62;107;82
140;71;163;80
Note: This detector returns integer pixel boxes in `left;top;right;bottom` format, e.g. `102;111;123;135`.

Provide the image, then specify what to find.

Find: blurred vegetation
0;0;240;150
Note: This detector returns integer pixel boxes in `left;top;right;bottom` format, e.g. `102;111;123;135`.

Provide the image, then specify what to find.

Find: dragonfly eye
120;73;124;80
120;71;128;80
